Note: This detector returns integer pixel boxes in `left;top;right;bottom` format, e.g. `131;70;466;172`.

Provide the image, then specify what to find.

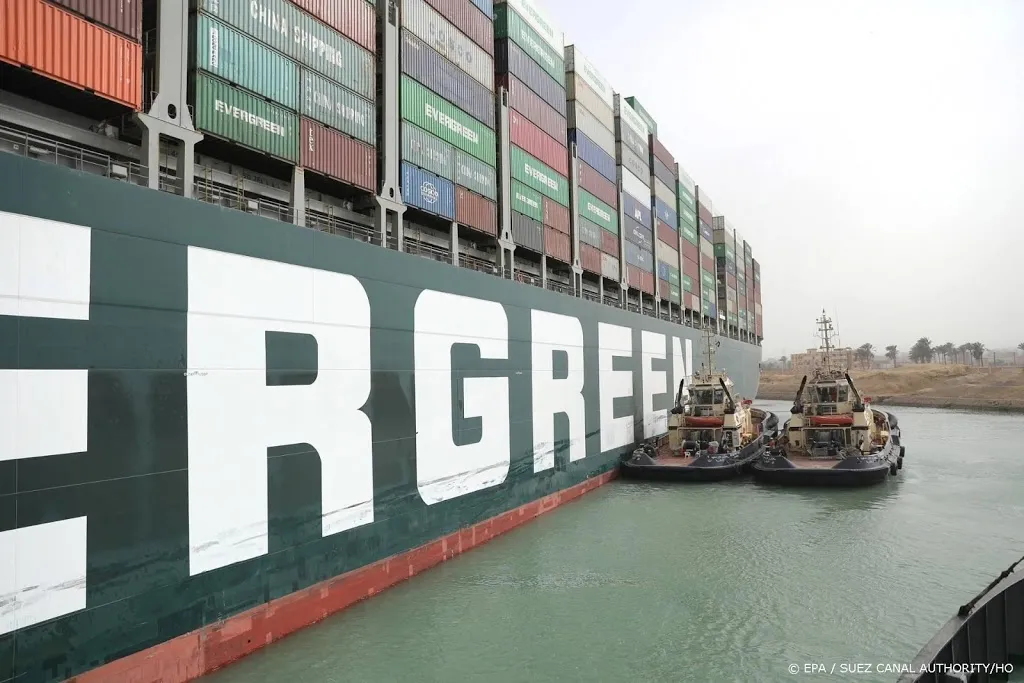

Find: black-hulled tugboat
752;312;905;487
621;326;778;482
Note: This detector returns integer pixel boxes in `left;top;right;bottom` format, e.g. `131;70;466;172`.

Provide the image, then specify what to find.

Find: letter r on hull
0;211;90;635
186;248;373;577
531;310;585;472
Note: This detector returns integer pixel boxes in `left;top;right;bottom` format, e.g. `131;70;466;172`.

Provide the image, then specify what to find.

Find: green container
301;69;375;145
192;14;299;110
193;73;298;162
668;267;680;287
511;145;568;207
455;150;497;201
714;242;726;258
401;76;496;166
510;180;544;221
701;271;715;289
625;96;657;136
683;274;694;294
494;5;565;86
401;122;455;181
678;204;697;229
677;182;695;209
193;0;374;101
725;247;736;262
577;188;617;233
681;222;698;246
670;284;681;302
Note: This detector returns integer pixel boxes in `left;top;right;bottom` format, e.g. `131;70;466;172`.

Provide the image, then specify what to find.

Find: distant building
789;347;855;372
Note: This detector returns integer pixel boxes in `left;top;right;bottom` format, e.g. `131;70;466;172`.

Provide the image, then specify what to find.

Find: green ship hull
0;152;761;683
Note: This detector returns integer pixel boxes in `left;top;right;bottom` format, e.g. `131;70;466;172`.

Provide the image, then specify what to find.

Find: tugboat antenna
702;324;717;380
816;310;837;376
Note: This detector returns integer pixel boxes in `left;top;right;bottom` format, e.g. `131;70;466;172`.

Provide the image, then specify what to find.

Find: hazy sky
542;0;1024;358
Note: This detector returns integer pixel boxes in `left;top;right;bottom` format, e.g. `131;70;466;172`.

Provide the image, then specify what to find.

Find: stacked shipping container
712;214;739;332
398;0;497;233
678;167;713;320
564;45;619;282
495;0;570;262
735;227;747;334
615;95;655;295
0;0;143;109
752;258;762;339
188;0;378;190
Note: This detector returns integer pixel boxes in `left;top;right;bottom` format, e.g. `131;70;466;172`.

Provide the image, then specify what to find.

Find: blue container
402;162;456;220
699;220;713;242
624;240;654;271
654;197;677;228
624;215;653;251
726;261;737;276
570;130;616;183
657;261;671;281
621;193;652;229
707;303;718;317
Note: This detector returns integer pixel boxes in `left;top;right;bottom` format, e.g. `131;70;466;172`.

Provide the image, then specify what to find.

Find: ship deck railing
0;122;753;333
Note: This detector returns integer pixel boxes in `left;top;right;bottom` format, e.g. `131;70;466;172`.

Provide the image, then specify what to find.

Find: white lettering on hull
530;310;585;472
641;331;667;438
672;337;693;404
186;247;373;577
598;322;634;452
0;210;90;635
414;291;510;504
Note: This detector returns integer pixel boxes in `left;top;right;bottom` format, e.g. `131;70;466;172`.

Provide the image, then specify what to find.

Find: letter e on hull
186;247;373;577
598;323;633;452
414;291;510;504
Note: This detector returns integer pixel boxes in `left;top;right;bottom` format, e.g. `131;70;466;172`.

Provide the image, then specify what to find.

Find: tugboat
621;326;778;482
752;312;905;487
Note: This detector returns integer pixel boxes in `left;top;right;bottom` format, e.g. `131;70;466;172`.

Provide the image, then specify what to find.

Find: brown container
425;0;493;55
290;0;376;52
651;134;675;169
577;161;618;208
0;0;142;108
697;202;713;225
47;0;141;41
544;225;571;264
682;239;699;264
542;196;569;234
456;186;498;236
497;73;567;148
580;243;602;274
600;228;618;256
658;277;672;300
300;117;376;192
656;221;676;248
510;110;568;176
726;272;737;289
701;253;715;273
683;256;699;281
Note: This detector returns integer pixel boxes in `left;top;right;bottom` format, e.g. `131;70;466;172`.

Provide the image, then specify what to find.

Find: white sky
541;0;1024;359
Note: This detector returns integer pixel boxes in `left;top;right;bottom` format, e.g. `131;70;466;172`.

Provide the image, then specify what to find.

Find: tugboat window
714;389;724;404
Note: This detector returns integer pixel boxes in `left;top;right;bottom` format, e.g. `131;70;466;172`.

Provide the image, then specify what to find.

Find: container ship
0;0;764;680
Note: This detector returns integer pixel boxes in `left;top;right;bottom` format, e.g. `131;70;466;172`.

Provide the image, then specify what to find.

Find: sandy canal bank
756;364;1024;413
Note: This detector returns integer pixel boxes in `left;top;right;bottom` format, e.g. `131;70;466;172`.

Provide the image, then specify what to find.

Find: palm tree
910;337;933;364
958;343;973;365
885;345;898;368
936;342;955;364
855;343;875;369
971;342;986;367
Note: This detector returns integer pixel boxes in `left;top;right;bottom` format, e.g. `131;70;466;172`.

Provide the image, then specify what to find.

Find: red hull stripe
66;469;618;683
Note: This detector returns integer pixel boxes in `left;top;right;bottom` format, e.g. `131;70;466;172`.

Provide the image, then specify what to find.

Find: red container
544;225;571;263
726;273;737;289
300;118;376;191
580;243;602;274
627;265;642;289
701;253;715;273
641;271;655;295
498;73;567;146
47;0;141;41
1;0;142;109
424;0;493;54
658;277;671;299
456;186;497;236
683;256;699;281
651;135;675;169
688;293;701;311
543;196;570;234
600;228;618;256
578;161;618;208
697;202;712;225
290;0;376;52
510;110;568;175
656;221;676;248
682;239;699;264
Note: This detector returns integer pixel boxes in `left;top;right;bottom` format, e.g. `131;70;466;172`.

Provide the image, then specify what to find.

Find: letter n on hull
186;247;373;576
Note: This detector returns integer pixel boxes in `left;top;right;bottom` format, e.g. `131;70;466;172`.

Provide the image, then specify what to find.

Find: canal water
201;402;1024;683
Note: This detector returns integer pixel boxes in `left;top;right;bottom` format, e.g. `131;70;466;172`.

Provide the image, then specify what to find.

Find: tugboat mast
816;310;838;375
700;324;720;381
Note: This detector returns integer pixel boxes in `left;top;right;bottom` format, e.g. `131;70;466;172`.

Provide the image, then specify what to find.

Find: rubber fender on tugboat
889;462;898;476
897;456;903;470
900;445;905;459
